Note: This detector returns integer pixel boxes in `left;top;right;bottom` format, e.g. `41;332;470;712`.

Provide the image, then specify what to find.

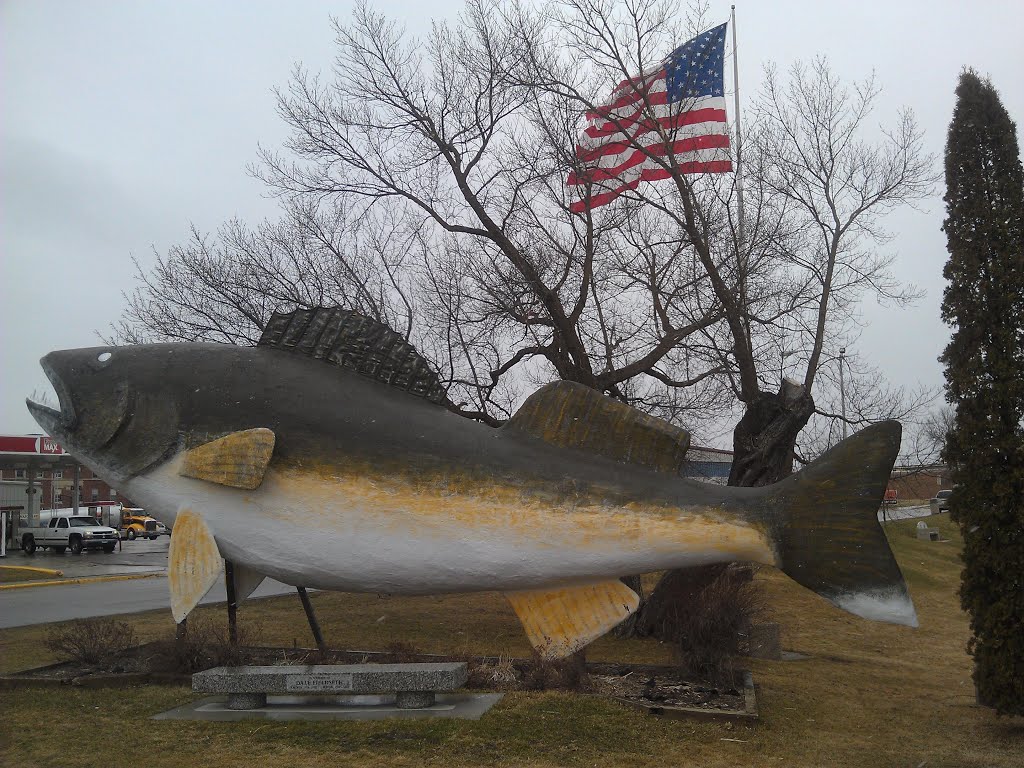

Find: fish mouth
26;355;77;437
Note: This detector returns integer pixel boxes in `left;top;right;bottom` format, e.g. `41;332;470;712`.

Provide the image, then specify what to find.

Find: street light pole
839;347;848;440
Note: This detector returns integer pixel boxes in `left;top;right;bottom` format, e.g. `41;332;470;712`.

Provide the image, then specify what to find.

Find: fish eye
97;351;112;363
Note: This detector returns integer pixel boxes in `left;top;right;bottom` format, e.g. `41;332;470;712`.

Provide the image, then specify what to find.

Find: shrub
520;647;588;692
150;613;258;673
467;654;520;689
43;617;137;666
642;563;766;687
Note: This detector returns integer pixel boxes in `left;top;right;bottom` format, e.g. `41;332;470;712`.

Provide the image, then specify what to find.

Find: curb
0;572;165;591
0;565;64;577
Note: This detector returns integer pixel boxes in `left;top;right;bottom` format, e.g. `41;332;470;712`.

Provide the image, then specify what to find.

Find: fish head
26;345;182;483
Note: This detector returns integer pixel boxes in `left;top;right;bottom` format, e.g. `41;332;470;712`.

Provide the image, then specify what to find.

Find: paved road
877;504;935;521
1;536;298;628
0;574;297;628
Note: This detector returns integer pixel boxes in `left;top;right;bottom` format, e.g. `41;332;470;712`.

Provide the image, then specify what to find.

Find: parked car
930;489;953;515
21;515;119;555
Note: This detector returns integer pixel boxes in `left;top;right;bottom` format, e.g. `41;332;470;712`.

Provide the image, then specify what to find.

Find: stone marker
916;521;940;541
192;662;468;710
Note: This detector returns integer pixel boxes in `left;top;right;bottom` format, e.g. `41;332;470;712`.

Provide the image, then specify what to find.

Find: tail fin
768;421;918;627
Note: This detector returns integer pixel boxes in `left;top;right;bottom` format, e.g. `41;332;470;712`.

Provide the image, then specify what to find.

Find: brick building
0;465;123;510
888;464;952;501
1;434;136;552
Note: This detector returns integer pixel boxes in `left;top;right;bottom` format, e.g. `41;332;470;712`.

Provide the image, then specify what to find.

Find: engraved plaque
285;672;353;692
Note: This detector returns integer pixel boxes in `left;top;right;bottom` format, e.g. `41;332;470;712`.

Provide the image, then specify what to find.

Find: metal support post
72;465;81;515
297;587;327;653
26;470;38;528
225;560;239;646
175;617;188;645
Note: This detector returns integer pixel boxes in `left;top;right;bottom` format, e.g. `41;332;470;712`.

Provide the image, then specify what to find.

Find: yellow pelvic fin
168;509;223;624
180;428;275;490
504;381;690;474
230;562;266;602
505;580;640;659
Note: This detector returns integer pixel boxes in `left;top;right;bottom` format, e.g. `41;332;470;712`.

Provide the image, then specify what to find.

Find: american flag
568;23;732;213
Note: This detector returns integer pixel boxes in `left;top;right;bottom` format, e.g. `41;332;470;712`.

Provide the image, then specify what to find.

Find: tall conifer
940;69;1024;715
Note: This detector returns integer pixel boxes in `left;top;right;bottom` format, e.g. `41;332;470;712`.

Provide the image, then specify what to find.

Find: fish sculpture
26;308;917;658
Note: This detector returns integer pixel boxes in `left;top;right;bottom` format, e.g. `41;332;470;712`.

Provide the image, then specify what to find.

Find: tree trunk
727;379;816;488
626;380;815;640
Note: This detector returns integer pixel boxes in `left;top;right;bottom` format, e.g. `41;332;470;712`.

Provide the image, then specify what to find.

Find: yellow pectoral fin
180;428;275;490
168;509;223;623
505;580;640;659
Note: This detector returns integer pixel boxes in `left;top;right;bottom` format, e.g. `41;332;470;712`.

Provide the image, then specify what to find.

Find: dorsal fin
503;381;690;474
259;307;449;404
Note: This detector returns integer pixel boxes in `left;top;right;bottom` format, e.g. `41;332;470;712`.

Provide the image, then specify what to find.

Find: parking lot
12;533;170;578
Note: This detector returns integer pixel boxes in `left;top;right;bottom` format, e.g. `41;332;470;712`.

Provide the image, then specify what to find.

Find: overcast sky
2;0;1022;444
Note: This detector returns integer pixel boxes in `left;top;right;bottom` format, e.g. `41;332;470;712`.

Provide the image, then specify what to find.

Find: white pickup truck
21;515;120;555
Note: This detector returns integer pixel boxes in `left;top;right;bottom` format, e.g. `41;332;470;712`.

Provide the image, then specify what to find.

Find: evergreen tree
940;69;1024;716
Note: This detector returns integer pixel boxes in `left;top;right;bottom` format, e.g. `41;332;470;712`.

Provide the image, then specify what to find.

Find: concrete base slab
153;692;503;722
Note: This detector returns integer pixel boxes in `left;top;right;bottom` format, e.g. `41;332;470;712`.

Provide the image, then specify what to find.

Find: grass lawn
0;566;62;585
1;515;1021;767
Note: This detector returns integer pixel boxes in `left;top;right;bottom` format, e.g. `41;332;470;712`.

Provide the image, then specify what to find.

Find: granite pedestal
192;662;468;710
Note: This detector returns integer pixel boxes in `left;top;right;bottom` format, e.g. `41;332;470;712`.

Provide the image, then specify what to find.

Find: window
110;489;117;497
57;518;68;529
15;470;25;479
90;489;99;500
54;471;63;479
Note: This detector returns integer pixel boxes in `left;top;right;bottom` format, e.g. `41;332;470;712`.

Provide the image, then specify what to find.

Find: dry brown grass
1;514;1022;768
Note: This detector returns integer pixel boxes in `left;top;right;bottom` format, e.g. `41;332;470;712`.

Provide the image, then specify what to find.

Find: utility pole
839;347;848;439
730;5;745;245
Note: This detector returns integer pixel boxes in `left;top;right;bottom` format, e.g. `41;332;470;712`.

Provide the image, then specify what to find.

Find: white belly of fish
124;453;775;594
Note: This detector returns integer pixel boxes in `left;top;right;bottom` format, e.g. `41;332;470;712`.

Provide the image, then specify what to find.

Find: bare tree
728;59;937;480
489;0;936;629
116;0;939;478
111;196;417;345
116;0;937;628
119;0;936;438
247;0;741;430
486;0;937;484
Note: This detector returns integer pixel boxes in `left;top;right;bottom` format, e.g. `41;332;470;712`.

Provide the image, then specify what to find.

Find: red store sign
0;435;67;455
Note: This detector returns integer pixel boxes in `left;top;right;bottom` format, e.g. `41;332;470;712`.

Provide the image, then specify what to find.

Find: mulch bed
588;666;747;712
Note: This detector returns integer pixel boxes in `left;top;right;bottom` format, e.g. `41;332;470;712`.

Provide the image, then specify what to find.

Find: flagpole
730;5;745;245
